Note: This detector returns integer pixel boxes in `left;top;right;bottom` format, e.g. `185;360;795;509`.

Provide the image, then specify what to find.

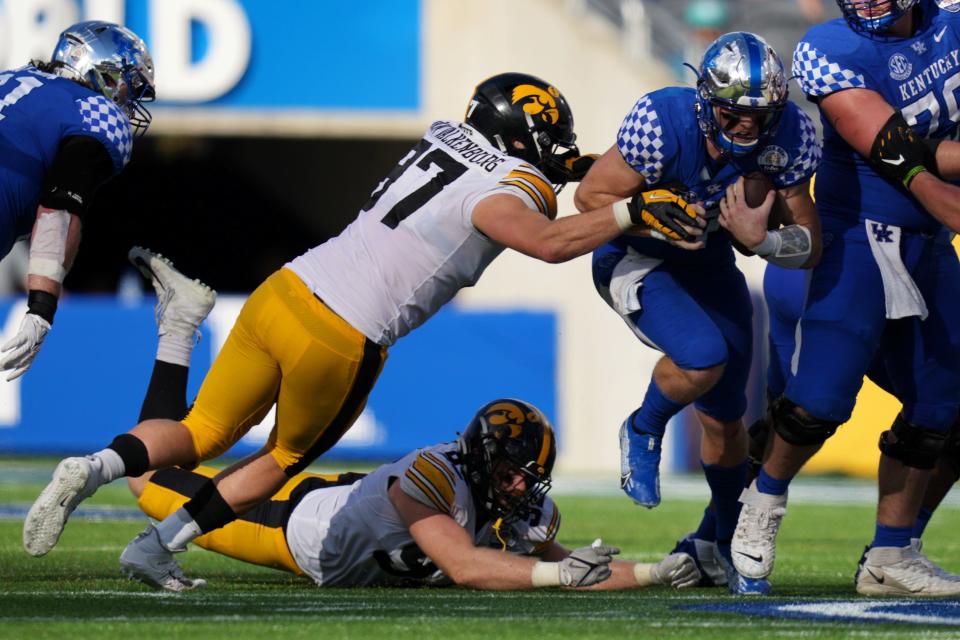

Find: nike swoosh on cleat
881;155;906;166
866;568;885;584
736;551;763;563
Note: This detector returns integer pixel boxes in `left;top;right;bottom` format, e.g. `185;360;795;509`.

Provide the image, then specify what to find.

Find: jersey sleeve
70;95;134;173
487;163;558;217
399;450;459;514
617;94;667;185
770;107;822;189
792;39;867;100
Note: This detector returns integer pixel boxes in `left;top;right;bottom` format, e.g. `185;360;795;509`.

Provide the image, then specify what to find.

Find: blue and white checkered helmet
695;31;788;157
51;21;155;135
836;1;919;34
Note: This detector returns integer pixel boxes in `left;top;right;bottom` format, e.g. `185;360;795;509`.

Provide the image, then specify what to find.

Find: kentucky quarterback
575;31;823;595
0;21;154;380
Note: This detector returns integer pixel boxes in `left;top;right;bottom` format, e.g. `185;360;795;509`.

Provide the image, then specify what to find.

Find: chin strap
491;517;509;551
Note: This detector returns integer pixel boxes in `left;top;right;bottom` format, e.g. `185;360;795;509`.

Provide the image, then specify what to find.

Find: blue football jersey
0;65;133;258
794;0;960;231
613;86;820;263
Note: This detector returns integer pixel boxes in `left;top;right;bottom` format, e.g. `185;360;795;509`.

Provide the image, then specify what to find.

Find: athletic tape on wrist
633;562;656;586
749;230;780;257
612;200;633;231
29;210;70;283
531;561;562;587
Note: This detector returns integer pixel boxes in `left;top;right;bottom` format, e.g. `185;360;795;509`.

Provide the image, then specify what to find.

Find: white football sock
157;334;194;367
155;507;202;552
87;448;125;484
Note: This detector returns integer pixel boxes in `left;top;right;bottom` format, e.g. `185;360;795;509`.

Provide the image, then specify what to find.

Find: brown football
742;172;782;229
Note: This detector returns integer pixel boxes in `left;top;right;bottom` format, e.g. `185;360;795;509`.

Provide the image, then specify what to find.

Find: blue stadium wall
0;298;556;460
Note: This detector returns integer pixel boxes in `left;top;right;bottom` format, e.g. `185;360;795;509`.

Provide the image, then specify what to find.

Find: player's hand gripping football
718;176;776;249
558;539;620;587
0;312;51;381
627;188;706;247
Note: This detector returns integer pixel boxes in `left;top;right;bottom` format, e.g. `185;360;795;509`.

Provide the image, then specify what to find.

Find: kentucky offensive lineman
0;21;154;380
732;0;960;596
575;32;822;595
25;73;706;588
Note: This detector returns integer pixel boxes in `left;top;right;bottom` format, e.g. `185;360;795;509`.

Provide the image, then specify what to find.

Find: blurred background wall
0;0;895;479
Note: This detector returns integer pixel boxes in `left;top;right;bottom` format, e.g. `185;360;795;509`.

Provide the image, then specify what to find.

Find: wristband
27;290;58;325
531;561;562;587
633;562;656;586
612;199;633;231
749;231;781;257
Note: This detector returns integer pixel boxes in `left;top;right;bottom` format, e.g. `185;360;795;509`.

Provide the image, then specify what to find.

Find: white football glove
558;539;620;587
0;313;51;381
650;552;701;589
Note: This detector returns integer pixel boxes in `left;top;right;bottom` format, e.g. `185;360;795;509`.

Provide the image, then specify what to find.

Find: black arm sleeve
39;136;115;216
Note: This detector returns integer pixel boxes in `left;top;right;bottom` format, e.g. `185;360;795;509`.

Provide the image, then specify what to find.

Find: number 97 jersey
793;1;960;230
287;120;558;347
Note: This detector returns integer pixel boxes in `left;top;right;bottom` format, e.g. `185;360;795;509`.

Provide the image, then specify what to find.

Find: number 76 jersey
793;2;960;230
287;120;557;346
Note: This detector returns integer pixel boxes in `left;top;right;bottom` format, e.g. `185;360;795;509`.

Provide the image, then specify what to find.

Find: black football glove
542;150;599;184
870;111;941;189
627;189;703;242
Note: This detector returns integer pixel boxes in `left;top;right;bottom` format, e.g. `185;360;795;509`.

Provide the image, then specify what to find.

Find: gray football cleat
23;457;101;556
120;525;207;592
856;544;960;596
128;246;216;339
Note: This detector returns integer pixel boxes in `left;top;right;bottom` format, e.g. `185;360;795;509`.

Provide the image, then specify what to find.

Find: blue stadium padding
0;297;555;461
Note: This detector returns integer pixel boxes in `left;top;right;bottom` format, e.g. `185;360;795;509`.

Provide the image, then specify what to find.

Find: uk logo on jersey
888;53;913;81
911;41;927;55
872;222;894;243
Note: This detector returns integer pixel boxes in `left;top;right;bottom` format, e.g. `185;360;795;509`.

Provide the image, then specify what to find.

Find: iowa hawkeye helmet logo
511;84;561;125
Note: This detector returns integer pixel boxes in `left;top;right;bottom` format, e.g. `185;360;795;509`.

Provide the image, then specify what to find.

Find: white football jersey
284;441;561;587
287;120;557;346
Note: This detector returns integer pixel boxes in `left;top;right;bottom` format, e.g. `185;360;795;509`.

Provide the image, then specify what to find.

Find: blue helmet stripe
745;34;763;100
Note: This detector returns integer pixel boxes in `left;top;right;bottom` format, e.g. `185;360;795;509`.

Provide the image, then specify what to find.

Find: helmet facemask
458;399;556;525
836;0;919;35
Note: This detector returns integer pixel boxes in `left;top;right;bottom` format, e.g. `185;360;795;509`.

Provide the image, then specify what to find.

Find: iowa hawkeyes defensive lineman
25;73;706;589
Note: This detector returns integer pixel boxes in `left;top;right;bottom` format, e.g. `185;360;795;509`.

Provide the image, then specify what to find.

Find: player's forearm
933;140;960;180
528;206;624;263
910;172;960;233
443;547;542;590
27;208;81;298
573;184;628;213
575;561;647;591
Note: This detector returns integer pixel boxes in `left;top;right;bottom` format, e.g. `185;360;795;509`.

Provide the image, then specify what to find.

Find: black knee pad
746;415;771;474
879;414;948;470
939;417;960;478
770;396;841;446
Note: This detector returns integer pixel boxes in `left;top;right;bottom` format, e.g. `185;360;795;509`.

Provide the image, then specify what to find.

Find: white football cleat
910;538;960;581
731;479;787;579
856;544;960;596
128;246;216;340
23;457;101;556
120;525;207;592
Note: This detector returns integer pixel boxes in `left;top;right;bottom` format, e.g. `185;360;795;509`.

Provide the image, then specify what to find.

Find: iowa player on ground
25;73;705;587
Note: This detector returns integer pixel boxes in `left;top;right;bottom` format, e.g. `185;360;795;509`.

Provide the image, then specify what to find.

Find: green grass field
3;459;960;639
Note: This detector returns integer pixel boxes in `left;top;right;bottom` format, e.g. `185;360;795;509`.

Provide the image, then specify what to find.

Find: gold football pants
182;268;387;475
138;466;364;574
